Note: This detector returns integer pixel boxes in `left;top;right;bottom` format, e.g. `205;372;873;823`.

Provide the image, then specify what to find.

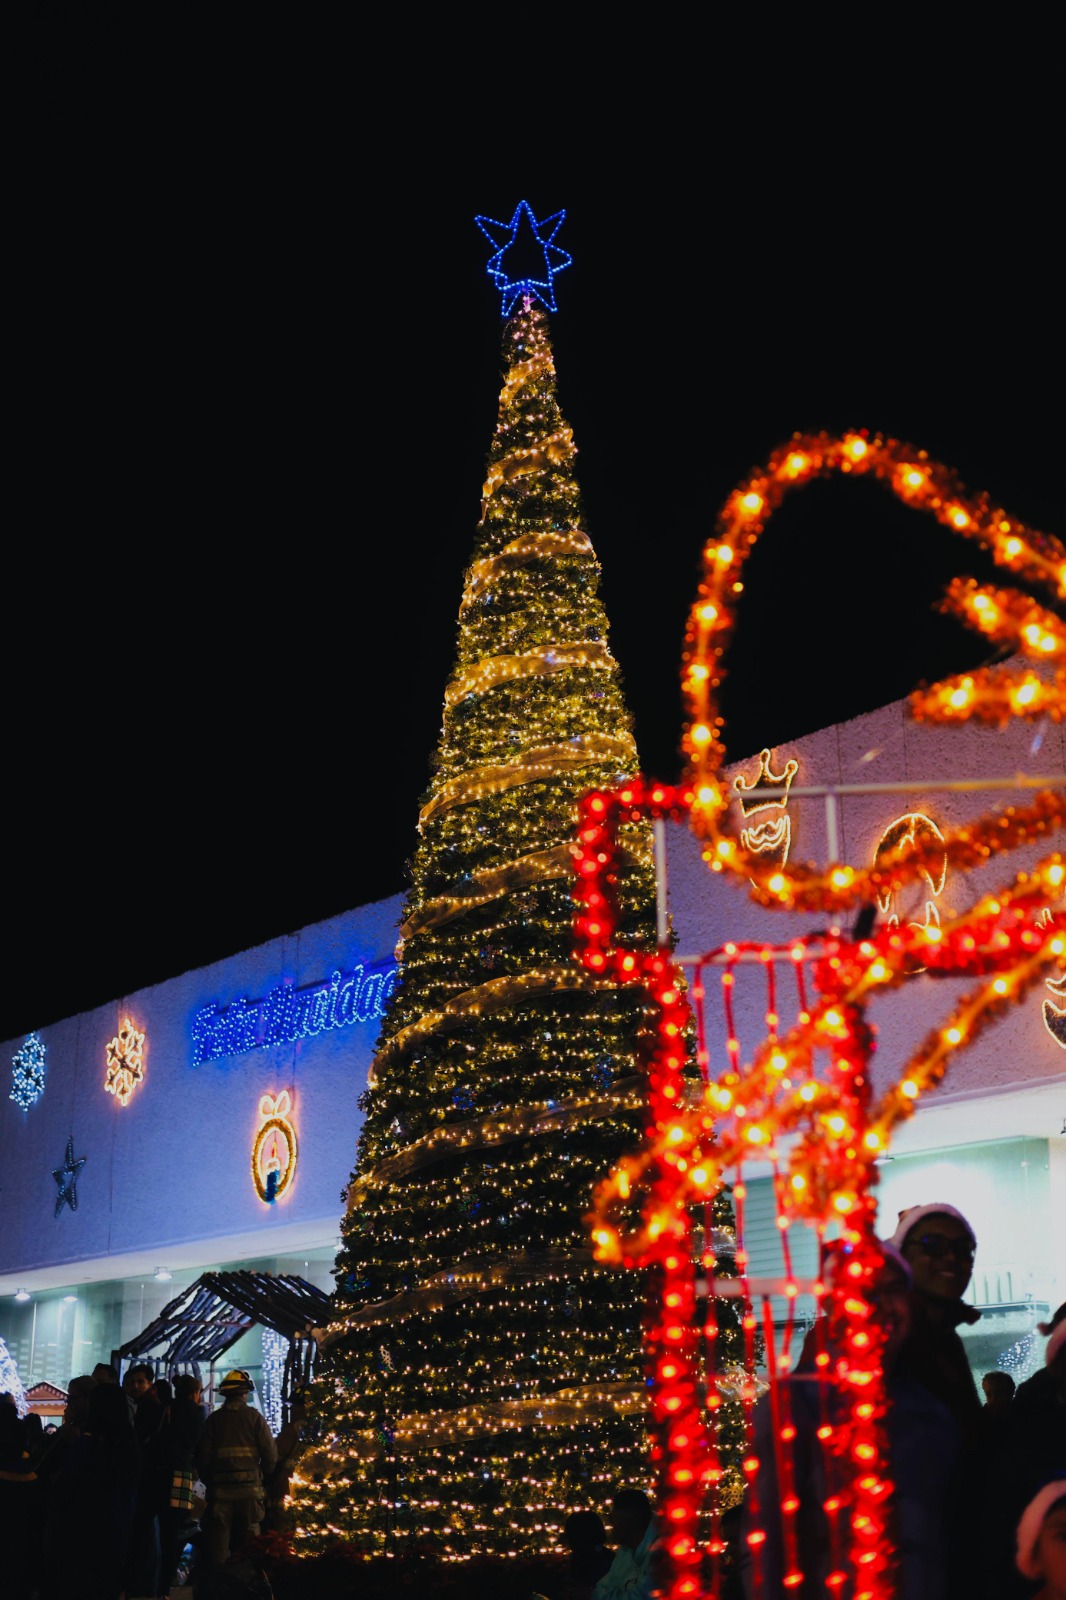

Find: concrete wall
0;892;403;1286
666;689;1066;1109
2;682;1062;1292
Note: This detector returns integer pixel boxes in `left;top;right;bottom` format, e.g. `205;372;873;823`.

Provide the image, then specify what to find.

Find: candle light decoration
573;434;1065;1600
252;1089;298;1204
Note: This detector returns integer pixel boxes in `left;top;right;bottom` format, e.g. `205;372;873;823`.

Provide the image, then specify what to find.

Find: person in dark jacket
0;1400;40;1600
124;1362;167;1597
49;1381;141;1600
160;1373;206;1596
194;1370;276;1569
740;1241;961;1599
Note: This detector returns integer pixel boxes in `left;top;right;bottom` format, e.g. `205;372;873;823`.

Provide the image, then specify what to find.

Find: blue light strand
10;1033;46;1110
475;200;571;315
191;960;399;1067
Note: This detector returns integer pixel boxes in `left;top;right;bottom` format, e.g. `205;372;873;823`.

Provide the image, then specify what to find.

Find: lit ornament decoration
574;433;1066;1600
10;1032;46;1110
104;1019;146;1106
475;200;571;315
683;430;1066;910
576;783;1064;1600
252;1089;298;1203
1043;970;1066;1047
732;748;799;879
873;813;948;972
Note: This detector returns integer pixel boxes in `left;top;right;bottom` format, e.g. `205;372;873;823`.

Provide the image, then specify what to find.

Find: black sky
5;30;1062;1041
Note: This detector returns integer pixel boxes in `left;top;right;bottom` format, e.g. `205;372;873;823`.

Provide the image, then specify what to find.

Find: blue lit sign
191;959;398;1066
475;200;570;315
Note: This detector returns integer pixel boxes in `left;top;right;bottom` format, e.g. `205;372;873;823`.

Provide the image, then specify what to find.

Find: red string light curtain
573;432;1064;1598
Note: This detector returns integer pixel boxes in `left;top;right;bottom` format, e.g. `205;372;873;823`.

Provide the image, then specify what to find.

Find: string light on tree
10;1032;46;1110
286;207;745;1564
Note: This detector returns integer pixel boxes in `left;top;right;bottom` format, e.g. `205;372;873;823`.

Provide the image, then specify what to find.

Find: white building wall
0;892;404;1293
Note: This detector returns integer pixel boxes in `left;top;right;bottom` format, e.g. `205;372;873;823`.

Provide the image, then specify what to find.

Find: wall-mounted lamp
153;1267;172;1282
62;1295;78;1304
13;1288;30;1303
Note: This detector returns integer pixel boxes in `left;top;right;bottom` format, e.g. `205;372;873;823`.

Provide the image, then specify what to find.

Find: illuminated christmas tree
291;206;741;1561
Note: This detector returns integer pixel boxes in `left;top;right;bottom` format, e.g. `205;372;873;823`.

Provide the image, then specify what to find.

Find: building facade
2;687;1063;1402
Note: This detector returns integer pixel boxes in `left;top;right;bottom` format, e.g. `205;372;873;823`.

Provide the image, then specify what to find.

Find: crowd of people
2;1203;1064;1599
554;1204;1065;1600
0;1360;308;1600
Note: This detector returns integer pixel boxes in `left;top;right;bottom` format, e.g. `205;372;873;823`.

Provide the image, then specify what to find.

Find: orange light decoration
252;1089;298;1204
683;431;1066;911
104;1018;146;1106
573;432;1066;1600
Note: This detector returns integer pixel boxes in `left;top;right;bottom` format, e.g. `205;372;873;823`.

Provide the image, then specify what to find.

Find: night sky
5;38;1061;1042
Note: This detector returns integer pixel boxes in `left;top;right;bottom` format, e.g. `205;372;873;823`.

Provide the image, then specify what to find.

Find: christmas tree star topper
476;200;571;315
52;1135;86;1216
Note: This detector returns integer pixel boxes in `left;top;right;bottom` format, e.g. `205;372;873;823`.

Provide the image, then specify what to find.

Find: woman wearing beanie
889;1204;983;1445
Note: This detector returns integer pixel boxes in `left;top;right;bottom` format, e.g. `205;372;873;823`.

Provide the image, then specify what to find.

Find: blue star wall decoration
52;1135;87;1216
475;200;571;315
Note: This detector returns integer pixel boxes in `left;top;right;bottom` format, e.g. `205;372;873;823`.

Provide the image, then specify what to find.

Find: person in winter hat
194;1370;276;1569
889;1203;982;1443
1015;1481;1066;1599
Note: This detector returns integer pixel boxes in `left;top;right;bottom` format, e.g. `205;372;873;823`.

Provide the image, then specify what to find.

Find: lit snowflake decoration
10;1032;46;1110
104;1018;146;1105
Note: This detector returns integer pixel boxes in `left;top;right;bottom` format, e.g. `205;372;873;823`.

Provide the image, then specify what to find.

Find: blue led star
476;200;571;315
52;1135;86;1217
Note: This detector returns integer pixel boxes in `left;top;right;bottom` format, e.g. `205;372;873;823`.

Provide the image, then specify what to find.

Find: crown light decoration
10;1032;46;1110
104;1019;146;1106
573;432;1066;1600
732;748;798;870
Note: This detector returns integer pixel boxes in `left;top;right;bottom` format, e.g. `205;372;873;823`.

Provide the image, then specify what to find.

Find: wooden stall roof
114;1269;330;1367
